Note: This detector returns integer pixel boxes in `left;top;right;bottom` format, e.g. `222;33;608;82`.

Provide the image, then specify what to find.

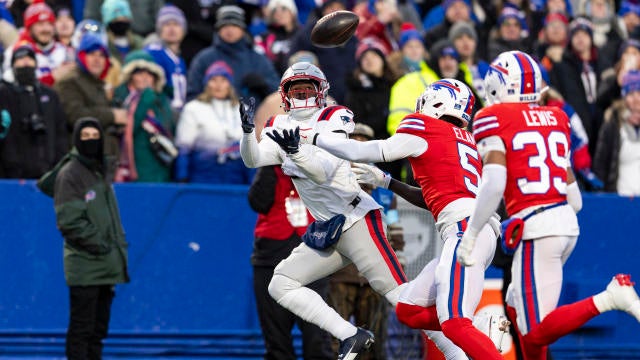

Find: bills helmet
415;78;475;128
279;62;329;116
484;51;543;105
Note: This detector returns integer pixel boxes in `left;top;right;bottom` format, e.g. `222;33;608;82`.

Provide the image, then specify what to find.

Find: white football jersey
243;105;381;230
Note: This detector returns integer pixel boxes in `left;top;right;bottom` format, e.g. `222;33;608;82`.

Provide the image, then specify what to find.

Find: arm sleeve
240;132;282;168
465;164;507;238
288;143;342;184
315;133;427;163
566;180;582;213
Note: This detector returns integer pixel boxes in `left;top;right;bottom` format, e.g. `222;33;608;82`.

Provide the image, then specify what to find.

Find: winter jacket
46;149;129;287
0;80;69;178
186;35;280;103
550;49;605;150
55;67;120;157
387;63;439;134
254;24;300;75
344;72;393;140
593;100;624;192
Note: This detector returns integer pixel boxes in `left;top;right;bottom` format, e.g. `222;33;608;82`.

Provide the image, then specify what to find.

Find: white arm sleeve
288;144;342;184
315;133;427;162
240;132;282;168
566;181;582;213
477;135;506;161
465;164;507;238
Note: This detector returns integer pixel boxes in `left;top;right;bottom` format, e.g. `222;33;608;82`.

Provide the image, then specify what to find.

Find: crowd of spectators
0;0;638;195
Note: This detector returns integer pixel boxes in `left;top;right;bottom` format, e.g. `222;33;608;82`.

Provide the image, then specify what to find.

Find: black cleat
337;327;375;360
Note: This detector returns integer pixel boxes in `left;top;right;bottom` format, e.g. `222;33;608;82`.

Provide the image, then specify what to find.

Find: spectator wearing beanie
617;0;640;39
55;33;128;158
177;60;255;184
578;0;623;70
110;49;173;183
551;16;606;151
145;5;188;112
187;5;279;105
84;0;163;37
54;6;75;46
597;38;640;112
535;12;569;69
449;20;489;101
2;0;72;86
100;0;143;64
594;69;640;195
254;0;301;75
386;22;429;78
488;6;532;61
290;0;358;104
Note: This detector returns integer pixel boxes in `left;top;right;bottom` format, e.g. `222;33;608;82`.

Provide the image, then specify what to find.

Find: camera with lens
23;113;46;134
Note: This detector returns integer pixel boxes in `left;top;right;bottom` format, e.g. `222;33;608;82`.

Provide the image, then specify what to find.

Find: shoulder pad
264;115;277;129
472;107;501;141
396;114;426;134
317;105;353;122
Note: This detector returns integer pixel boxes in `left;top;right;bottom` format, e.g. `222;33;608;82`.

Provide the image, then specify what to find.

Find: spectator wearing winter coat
111;50;174;183
100;0;144;64
0;44;69;179
84;0;164;37
3;1;74;86
176;60;254;184
55;33;128;157
449;20;489;102
550;17;606;152
144;4;188;112
254;0;301;75
487;6;532;61
593;70;640;195
186;5;279;105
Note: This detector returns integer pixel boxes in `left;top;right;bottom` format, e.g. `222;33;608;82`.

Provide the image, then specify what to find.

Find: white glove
351;163;391;188
456;232;476;267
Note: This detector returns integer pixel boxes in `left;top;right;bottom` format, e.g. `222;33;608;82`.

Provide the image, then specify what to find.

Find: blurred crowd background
0;0;638;196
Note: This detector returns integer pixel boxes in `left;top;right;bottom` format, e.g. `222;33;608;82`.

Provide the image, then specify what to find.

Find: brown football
311;10;359;48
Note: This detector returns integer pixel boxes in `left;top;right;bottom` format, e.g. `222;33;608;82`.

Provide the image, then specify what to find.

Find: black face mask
14;66;37;86
108;21;131;36
77;139;103;160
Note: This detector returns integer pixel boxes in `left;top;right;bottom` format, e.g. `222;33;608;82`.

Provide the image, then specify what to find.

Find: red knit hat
24;0;56;29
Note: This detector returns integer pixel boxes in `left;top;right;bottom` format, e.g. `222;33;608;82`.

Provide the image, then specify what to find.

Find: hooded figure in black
0;43;69;178
40;116;129;360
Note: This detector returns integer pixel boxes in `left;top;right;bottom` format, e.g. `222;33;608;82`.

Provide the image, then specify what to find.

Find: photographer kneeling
0;43;69;178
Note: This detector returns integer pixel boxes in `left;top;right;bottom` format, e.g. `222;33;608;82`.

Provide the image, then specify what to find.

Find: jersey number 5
458;142;480;195
512;131;569;195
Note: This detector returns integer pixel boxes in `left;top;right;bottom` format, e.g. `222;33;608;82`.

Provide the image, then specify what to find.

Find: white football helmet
484;50;543;105
279;62;330;117
415;78;475;128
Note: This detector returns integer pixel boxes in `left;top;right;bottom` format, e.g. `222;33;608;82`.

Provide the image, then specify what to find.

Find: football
310;10;359;48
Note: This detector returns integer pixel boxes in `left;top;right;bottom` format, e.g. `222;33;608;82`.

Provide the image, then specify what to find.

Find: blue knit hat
569;17;593;39
101;0;132;25
203;61;234;86
619;0;640;17
399;22;423;49
622;70;640;96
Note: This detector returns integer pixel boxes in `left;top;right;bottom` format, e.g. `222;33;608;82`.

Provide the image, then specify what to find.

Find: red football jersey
473;103;571;216
396;114;481;218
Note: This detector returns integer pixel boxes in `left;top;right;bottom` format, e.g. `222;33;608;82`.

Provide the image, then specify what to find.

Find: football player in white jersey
239;62;407;360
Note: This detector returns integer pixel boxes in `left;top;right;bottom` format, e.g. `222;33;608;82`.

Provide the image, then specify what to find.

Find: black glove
242;73;271;98
266;127;300;154
239;97;256;133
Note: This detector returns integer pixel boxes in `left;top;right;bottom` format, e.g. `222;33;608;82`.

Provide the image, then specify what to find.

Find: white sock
592;291;614;313
277;285;357;340
423;330;468;360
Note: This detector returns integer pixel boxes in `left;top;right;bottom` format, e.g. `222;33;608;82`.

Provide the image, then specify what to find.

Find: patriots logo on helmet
340;116;351;124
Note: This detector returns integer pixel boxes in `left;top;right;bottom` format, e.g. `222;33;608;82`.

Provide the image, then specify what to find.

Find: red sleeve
395;114;426;137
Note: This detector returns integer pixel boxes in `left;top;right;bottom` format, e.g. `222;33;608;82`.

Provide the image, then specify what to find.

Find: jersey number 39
512;130;569;195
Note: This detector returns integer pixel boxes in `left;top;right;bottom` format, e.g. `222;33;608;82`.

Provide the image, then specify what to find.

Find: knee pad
268;273;301;303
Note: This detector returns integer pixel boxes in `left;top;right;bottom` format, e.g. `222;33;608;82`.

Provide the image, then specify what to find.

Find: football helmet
484;50;543;105
415;78;475;128
279;62;329;117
